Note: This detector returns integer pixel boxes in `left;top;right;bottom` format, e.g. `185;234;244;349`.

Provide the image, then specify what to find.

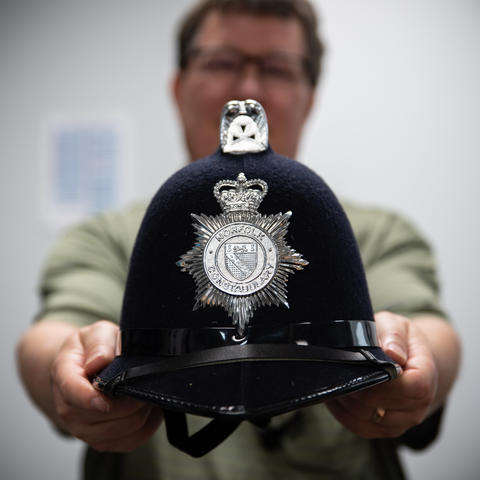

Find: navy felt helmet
94;100;398;457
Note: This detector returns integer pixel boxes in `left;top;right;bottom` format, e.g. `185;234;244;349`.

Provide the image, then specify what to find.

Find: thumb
81;320;119;377
374;311;409;367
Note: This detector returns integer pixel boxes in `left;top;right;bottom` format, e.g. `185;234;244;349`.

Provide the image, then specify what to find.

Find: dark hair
177;0;324;86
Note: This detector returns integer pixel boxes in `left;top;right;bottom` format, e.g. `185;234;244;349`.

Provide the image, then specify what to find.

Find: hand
326;311;439;439
50;320;163;452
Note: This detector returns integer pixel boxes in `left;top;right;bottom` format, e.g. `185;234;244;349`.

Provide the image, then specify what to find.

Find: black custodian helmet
94;100;399;457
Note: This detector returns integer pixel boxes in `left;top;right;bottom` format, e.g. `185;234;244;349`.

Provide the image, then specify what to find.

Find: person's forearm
16;319;79;425
412;315;461;414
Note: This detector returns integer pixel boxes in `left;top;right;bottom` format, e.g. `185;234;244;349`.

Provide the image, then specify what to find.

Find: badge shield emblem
224;241;258;281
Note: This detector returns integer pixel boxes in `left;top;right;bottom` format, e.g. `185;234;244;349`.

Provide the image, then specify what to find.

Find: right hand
50;320;163;452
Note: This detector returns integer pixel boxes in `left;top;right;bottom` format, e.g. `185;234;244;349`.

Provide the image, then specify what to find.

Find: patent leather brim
94;346;395;419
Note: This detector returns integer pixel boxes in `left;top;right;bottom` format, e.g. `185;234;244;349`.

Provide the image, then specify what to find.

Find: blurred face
173;11;315;161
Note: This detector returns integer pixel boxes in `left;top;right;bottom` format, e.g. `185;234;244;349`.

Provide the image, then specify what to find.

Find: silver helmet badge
178;100;307;335
220;99;268;154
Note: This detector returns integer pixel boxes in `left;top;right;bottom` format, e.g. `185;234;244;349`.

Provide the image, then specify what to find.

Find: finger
403;323;437;374
91;407;164;453
344;368;435;409
54;374;147;423
98;396;149;421
368;324;437;405
374;311;409;366
327;399;417;439
51;338;112;414
51;382;111;435
75;404;153;445
379;365;436;408
331;385;430;428
53;333;144;417
335;395;385;422
81;321;119;376
327;399;381;438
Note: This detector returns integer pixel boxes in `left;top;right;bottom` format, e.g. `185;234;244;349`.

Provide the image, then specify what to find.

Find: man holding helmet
17;1;460;479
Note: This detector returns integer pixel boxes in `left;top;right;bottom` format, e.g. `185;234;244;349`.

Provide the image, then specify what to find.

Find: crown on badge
214;173;268;214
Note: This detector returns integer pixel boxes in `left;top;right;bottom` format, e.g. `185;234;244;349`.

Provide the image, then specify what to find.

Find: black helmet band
119;319;379;356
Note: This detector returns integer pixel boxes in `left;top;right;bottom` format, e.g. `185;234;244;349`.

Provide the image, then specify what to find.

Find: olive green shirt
37;200;445;480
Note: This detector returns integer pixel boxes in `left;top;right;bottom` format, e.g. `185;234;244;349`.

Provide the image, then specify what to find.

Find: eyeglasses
185;46;310;85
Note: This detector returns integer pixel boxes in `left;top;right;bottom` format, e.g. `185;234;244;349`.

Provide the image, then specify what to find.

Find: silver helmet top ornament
178;100;307;336
220;99;268;154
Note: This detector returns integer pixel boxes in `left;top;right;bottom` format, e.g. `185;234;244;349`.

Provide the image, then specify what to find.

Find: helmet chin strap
164;411;242;457
163;411;273;457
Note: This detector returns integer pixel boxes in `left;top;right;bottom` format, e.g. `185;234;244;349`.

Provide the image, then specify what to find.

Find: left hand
326;311;439;439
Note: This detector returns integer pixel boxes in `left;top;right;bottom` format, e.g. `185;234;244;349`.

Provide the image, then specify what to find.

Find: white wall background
1;0;478;479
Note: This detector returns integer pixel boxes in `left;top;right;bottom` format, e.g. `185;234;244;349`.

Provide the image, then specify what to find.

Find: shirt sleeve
36;205;143;327
346;203;447;320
